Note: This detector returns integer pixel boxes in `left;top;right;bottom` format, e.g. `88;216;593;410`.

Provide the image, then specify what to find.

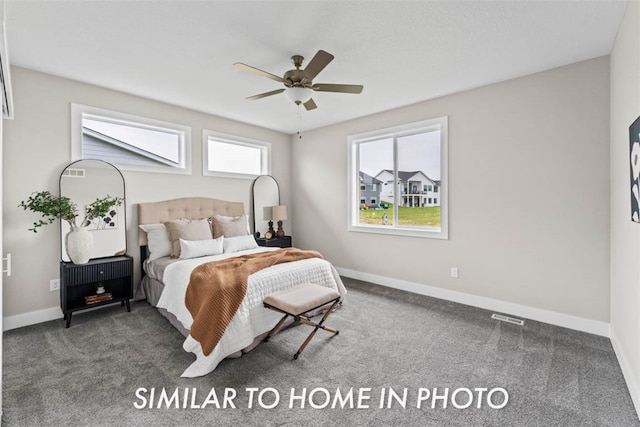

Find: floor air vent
491;313;524;326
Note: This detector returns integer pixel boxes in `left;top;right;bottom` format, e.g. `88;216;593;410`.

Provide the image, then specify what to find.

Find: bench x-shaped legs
264;297;340;359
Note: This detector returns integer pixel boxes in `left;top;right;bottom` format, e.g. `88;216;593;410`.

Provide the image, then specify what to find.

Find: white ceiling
4;0;628;135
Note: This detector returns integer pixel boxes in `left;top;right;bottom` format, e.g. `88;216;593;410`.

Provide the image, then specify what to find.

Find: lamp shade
272;205;288;221
263;206;273;221
284;87;312;104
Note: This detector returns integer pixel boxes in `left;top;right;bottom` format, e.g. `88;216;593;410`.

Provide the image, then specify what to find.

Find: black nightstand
256;235;292;248
60;255;133;328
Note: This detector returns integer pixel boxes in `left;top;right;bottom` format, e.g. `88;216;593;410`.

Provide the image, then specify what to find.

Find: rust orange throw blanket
185;248;323;356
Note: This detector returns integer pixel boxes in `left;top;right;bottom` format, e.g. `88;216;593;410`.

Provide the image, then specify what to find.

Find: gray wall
610;0;640;414
2;56;614;332
3;66;291;317
291;56;610;324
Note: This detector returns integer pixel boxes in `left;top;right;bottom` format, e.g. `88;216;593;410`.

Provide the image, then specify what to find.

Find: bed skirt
139;274;304;359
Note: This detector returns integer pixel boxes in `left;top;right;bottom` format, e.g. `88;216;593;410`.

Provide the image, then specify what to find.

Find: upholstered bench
263;283;341;359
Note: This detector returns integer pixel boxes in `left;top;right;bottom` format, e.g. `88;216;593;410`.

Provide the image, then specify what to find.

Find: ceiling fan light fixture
235;50;363;111
284;87;312;104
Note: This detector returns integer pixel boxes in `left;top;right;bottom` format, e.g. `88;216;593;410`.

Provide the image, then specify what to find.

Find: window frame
202;130;271;179
71;104;192;175
347;116;448;239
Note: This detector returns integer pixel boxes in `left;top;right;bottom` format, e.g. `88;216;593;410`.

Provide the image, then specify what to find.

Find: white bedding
155;247;347;377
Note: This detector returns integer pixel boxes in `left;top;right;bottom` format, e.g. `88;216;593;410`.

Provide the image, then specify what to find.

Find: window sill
348;224;448;240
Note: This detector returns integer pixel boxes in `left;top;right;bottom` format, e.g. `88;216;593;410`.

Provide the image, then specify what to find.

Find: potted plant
19;191;123;264
95;281;106;295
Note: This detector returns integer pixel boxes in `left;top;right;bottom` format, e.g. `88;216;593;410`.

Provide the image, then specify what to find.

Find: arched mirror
251;175;280;237
59;159;126;261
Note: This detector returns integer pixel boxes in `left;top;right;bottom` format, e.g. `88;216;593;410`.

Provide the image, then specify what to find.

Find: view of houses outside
358;131;441;229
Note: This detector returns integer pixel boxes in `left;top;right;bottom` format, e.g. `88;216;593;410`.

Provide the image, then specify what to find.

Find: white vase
66;226;93;264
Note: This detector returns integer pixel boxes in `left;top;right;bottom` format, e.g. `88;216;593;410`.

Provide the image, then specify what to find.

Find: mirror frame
59;159;127;261
251;175;280;237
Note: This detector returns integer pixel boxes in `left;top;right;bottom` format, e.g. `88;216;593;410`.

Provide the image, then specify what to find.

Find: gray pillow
164;218;212;258
211;214;250;239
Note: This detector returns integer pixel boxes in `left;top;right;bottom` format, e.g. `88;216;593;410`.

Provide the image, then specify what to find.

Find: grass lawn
359;203;441;227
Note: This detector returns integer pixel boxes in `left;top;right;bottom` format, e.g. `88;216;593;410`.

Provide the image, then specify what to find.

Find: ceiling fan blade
303;98;317;111
312;83;364;94
302;50;334;80
246;88;285;100
234;62;284;84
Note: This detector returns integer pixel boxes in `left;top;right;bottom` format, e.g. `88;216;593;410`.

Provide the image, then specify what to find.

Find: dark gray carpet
3;277;638;426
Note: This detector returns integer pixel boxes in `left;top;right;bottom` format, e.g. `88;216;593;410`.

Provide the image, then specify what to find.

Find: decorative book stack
84;292;113;305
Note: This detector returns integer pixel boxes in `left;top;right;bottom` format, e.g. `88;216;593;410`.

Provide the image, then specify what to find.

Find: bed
137;197;347;377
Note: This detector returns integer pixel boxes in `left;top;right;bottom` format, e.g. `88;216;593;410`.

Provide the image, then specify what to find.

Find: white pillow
139;223;171;260
179;237;224;259
164;218;213;258
223;235;259;253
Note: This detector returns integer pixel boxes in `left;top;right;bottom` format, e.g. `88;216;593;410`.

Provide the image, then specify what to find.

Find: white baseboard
610;327;640;420
3;306;62;331
336;267;610;337
4;270;611;338
2;303;121;331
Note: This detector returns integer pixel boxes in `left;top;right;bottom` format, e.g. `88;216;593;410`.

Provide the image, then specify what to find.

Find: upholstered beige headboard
137;197;244;245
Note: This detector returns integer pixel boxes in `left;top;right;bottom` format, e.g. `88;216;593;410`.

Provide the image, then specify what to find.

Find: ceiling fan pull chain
296;103;303;140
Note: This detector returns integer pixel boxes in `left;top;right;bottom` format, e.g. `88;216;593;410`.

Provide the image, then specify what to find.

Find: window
348;117;448;239
203;130;270;179
71;104;191;174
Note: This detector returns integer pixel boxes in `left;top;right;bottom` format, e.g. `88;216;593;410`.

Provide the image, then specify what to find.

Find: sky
208;140;262;175
359;130;441;180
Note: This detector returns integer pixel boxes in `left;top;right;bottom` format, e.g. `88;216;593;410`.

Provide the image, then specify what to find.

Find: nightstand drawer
256;235;292;248
62;257;132;286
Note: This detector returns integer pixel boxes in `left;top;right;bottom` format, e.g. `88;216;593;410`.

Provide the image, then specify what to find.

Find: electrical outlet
50;279;60;291
450;267;459;278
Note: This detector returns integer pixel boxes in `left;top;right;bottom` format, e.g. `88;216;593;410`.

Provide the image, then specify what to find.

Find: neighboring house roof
359;171;383;185
376;169;437;185
82;127;178;167
399;170;421;181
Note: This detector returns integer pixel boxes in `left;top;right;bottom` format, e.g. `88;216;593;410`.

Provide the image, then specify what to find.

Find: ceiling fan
233;50;363;111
